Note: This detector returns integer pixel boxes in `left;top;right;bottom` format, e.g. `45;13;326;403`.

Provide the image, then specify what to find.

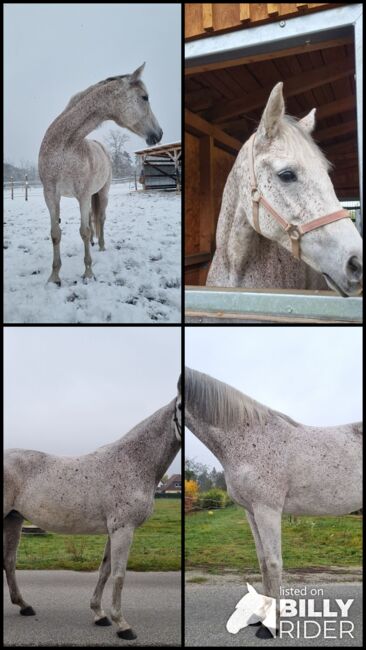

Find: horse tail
91;192;101;239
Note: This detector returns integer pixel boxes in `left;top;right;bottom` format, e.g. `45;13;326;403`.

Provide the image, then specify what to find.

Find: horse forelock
271;115;332;172
185;367;298;430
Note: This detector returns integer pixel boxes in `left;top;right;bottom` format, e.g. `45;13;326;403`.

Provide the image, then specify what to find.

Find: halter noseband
248;133;351;259
173;403;182;443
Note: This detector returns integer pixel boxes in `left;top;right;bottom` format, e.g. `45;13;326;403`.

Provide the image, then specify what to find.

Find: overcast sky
4;3;181;166
185;326;362;470
4;327;181;476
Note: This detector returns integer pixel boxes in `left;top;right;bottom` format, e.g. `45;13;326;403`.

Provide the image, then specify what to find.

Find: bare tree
104;130;134;178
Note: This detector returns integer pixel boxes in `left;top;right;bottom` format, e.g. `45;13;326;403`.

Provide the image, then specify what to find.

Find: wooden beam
202;4;213;31
185;36;353;76
199;136;215;256
239;4;250;23
185;109;242;152
185;252;211;268
208;55;354;123
267;4;279;16
315;120;356;142
315;95;355;122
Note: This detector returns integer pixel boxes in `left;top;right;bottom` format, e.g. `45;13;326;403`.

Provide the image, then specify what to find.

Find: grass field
185;505;362;573
17;499;181;571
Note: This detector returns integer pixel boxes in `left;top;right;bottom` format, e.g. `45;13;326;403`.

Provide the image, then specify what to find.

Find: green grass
185;505;362;573
17;499;181;571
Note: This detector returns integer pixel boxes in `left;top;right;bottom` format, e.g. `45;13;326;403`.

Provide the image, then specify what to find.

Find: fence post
11;177;14;200
25;175;29;201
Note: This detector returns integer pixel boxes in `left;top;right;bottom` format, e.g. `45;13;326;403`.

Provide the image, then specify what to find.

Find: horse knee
51;226;61;245
80;226;91;242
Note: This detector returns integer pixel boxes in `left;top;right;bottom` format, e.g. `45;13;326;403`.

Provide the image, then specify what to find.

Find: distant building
157;474;182;494
135;142;181;191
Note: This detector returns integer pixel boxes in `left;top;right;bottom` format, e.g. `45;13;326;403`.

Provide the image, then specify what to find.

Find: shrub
185;479;199;513
197;488;232;510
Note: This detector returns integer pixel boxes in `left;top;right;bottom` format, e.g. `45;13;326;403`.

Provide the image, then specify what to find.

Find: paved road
185;582;362;647
4;571;181;646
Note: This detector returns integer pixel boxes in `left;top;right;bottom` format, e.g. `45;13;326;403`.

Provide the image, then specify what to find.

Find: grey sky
185;326;362;470
4;327;181;476
4;3;181;166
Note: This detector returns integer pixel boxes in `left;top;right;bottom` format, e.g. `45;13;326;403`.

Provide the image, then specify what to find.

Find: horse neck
41;86;112;150
114;400;180;485
185;410;233;469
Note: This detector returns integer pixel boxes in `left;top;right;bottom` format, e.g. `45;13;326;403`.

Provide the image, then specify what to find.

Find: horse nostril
346;255;362;282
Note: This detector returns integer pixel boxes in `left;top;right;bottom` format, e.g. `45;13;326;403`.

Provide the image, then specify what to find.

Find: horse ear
130;63;146;83
257;82;285;141
298;108;316;133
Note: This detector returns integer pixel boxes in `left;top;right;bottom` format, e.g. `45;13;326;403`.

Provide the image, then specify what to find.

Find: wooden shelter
185;4;362;293
135;142;181;191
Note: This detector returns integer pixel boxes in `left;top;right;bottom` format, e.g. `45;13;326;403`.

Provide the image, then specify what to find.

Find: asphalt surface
185;581;362;647
4;570;181;646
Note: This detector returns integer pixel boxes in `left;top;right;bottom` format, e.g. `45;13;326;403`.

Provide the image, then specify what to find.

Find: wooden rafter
185;109;242;152
315;120;356;142
202;4;213;31
207;56;354;123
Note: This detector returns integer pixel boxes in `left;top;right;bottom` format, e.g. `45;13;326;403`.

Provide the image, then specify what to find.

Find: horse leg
90;537;112;626
245;509;269;625
44;189;62;285
97;184;109;252
79;198;94;281
109;525;137;639
89;209;95;246
252;504;282;638
4;512;35;616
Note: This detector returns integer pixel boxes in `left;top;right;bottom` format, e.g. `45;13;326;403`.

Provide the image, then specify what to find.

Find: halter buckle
286;224;301;240
251;188;260;203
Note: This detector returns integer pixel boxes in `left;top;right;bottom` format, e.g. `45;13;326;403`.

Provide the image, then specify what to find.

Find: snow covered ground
4;183;181;323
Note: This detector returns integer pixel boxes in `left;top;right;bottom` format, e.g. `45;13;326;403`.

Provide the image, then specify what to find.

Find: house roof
159;474;182;491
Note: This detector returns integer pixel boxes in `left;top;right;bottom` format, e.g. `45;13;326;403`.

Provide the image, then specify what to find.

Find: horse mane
269;114;332;172
64;74;129;112
185;367;298;430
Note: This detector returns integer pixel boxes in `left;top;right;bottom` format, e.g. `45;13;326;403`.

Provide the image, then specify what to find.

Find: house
158;474;182;494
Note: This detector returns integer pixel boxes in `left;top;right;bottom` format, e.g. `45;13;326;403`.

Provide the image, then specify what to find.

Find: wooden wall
185;132;235;285
185;4;344;41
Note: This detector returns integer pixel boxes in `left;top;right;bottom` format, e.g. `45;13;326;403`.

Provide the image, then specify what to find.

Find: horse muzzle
146;128;163;146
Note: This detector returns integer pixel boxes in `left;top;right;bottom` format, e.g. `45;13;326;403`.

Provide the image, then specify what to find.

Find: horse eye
142;95;149;101
278;170;297;183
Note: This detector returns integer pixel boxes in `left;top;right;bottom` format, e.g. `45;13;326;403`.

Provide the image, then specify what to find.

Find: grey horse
185;367;362;638
206;83;362;296
4;385;181;640
39;63;163;284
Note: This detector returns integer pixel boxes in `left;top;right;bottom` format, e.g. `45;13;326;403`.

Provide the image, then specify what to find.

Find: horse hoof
95;616;112;626
255;624;278;639
117;628;137;640
20;606;36;616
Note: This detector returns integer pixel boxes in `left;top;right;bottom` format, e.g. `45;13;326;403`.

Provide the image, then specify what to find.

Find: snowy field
4;183;181;323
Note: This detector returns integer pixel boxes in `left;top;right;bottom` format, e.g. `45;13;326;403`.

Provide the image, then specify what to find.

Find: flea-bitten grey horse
185;367;362;638
207;82;362;296
39;63;163;284
4;387;181;640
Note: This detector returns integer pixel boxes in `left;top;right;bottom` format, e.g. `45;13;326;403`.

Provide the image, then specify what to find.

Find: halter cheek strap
248;133;351;259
